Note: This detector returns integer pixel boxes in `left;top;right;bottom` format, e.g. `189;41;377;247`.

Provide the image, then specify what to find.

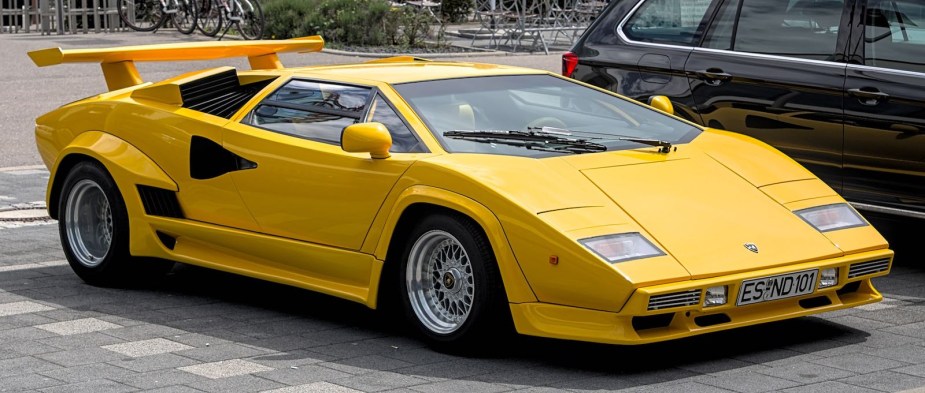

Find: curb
321;47;528;58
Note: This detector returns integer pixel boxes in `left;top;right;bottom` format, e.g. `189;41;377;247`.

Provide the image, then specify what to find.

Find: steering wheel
526;117;568;130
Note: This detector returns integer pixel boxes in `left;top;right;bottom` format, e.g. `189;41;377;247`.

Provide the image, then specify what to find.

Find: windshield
394;74;700;157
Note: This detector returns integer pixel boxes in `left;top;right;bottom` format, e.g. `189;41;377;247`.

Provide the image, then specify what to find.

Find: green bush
263;0;432;47
439;0;472;23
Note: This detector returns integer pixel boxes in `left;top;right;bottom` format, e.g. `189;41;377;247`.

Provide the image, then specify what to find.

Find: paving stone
179;359;274;379
885;322;925;340
108;352;201;373
778;381;881;393
0;300;55;316
0;355;62;378
329;370;430;391
811;353;907;373
255;364;352;385
37;347;123;367
755;361;856;384
176;343;274;362
839;370;925;391
102;338;195;358
0;372;65;391
864;345;925;364
3;339;61;355
115;368;209;389
39;331;127;350
187;374;285;393
39;362;137;383
696;371;801;393
0;312;57;328
409;379;512;393
317;354;415;375
0;326;59;340
37;379;137;393
615;381;738;393
262;381;363;393
144;386;208;393
35;317;121;335
102;324;188;341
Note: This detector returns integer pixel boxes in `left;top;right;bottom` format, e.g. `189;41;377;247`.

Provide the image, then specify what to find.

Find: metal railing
0;0;126;35
472;0;607;53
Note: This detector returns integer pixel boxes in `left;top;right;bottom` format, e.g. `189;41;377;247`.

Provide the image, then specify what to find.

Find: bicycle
195;0;264;40
119;0;199;35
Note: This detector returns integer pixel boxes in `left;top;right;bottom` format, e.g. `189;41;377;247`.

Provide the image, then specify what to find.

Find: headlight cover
795;203;867;232
579;232;665;263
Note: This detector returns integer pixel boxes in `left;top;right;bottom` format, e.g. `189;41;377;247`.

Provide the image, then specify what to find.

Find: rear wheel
196;0;222;36
119;0;166;32
399;214;510;351
58;161;172;286
234;0;264;40
172;0;198;34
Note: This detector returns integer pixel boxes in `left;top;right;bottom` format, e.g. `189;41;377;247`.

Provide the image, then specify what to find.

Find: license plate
736;269;818;306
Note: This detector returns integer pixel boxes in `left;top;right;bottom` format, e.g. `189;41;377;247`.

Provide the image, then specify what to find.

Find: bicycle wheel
196;0;222;36
119;0;166;32
173;0;198;34
234;0;264;40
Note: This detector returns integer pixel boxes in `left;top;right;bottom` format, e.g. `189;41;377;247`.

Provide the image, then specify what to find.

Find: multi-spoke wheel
58;161;172;286
234;0;264;40
399;214;509;350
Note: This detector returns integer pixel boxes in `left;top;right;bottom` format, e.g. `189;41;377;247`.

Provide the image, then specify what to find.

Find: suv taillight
562;51;578;78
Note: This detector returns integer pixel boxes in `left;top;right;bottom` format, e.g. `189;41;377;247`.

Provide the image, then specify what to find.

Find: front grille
848;258;891;278
137;185;183;218
647;290;701;311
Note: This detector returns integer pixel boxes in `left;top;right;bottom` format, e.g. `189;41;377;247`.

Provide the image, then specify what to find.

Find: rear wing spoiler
27;36;324;91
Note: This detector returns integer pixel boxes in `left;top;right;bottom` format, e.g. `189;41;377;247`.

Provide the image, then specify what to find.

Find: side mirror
648;95;674;116
341;122;392;159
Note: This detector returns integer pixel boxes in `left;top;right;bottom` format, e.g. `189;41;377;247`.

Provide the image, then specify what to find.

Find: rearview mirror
341;122;392;159
648;95;674;116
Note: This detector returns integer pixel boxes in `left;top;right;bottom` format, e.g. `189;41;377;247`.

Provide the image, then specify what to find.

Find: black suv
566;0;925;219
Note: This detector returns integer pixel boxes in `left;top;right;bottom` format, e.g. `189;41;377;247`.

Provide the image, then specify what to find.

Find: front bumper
509;249;892;345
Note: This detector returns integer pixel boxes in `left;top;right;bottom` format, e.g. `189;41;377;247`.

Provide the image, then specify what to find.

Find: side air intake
137;185;184;218
180;69;275;119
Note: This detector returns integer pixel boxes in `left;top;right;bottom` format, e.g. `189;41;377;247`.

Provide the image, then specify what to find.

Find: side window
703;0;845;61
368;95;425;153
249;80;370;145
864;0;925;73
622;0;714;46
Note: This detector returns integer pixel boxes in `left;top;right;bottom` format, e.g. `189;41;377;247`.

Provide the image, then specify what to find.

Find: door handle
848;87;889;105
696;68;732;86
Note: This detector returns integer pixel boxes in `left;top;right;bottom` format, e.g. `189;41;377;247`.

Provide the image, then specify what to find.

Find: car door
842;0;925;216
570;0;719;122
684;0;853;191
222;78;426;250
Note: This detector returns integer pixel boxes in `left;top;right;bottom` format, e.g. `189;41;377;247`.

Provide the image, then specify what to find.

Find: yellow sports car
29;37;893;349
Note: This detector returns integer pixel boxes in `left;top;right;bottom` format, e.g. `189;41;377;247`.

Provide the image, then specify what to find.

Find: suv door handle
695;68;732;86
848;87;889;105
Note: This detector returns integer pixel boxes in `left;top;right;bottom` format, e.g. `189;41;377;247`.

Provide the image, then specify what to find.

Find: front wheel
399;214;510;351
58;161;172;286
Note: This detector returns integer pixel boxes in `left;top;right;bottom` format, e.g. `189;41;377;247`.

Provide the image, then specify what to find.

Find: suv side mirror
648;95;674;116
341;122;392;159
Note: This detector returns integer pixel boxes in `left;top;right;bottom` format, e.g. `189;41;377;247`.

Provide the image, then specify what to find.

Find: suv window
864;0;925;73
703;0;844;61
249;80;370;145
622;0;714;45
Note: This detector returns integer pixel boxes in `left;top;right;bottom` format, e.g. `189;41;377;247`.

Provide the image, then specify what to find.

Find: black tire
398;213;511;352
196;0;222;36
173;0;199;34
119;0;167;32
235;0;264;40
58;161;173;287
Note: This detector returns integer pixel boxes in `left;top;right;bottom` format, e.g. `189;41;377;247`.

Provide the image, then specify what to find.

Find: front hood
574;147;842;278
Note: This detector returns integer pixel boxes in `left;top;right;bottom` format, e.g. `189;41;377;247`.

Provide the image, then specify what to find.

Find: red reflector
562;51;578;78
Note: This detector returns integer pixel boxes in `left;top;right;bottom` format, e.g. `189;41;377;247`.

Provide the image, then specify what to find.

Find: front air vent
137;185;183;218
848;259;890;278
648;290;701;311
180;69;275;119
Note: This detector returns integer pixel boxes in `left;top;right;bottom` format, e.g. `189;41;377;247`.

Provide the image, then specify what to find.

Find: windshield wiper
444;130;607;154
529;127;675;154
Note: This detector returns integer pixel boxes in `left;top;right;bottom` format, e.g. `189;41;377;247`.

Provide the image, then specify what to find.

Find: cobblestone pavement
2;33;925;393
